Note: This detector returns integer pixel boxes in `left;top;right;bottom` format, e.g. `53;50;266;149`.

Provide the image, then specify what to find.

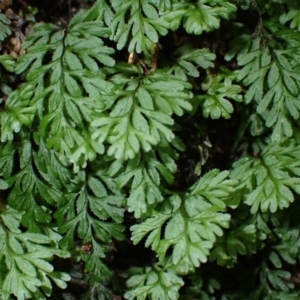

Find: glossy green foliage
1;0;300;299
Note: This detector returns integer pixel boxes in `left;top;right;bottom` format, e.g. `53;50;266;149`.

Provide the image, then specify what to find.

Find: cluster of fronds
1;0;300;299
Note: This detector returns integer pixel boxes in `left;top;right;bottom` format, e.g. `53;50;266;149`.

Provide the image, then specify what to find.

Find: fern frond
231;140;300;213
131;170;238;274
0;207;70;300
162;1;236;35
55;171;125;278
124;264;184;300
169;45;215;80
91;65;192;161
194;68;243;119
110;0;169;53
0;13;11;43
6;14;115;169
226;26;300;141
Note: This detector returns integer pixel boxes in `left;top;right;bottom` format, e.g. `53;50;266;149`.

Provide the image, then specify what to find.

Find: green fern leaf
209;224;257;267
110;0;169;53
115;145;176;218
0;13;11;42
124;264;184;300
131;170;238;273
162;1;236;35
7;137;66;232
10;16;115;169
91;66;192;160
194;68;243;119
170;45;215;80
226;28;300;141
0;207;70;300
55;171;125;277
231;140;300;213
280;3;300;30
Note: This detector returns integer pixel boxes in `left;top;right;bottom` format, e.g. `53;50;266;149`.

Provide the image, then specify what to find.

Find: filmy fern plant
1;0;300;299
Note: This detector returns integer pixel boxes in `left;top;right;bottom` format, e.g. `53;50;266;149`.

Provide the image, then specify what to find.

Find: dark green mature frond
209;224;257;267
6;136;68;232
55;170;125;278
279;1;300;30
115;151;174;218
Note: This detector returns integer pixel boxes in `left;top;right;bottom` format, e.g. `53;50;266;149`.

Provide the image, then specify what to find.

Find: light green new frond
187;169;239;210
194;69;243;119
0;207;70;300
124;264;184;300
230;140;300;213
162;1;236;35
110;0;169;53
256;47;300;141
131;170;237;274
91;66;192;160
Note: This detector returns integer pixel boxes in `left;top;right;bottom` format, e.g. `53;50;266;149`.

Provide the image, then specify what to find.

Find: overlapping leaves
279;1;300;30
110;147;176;218
1;11;116;169
209;223;257;267
5;136;68;232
